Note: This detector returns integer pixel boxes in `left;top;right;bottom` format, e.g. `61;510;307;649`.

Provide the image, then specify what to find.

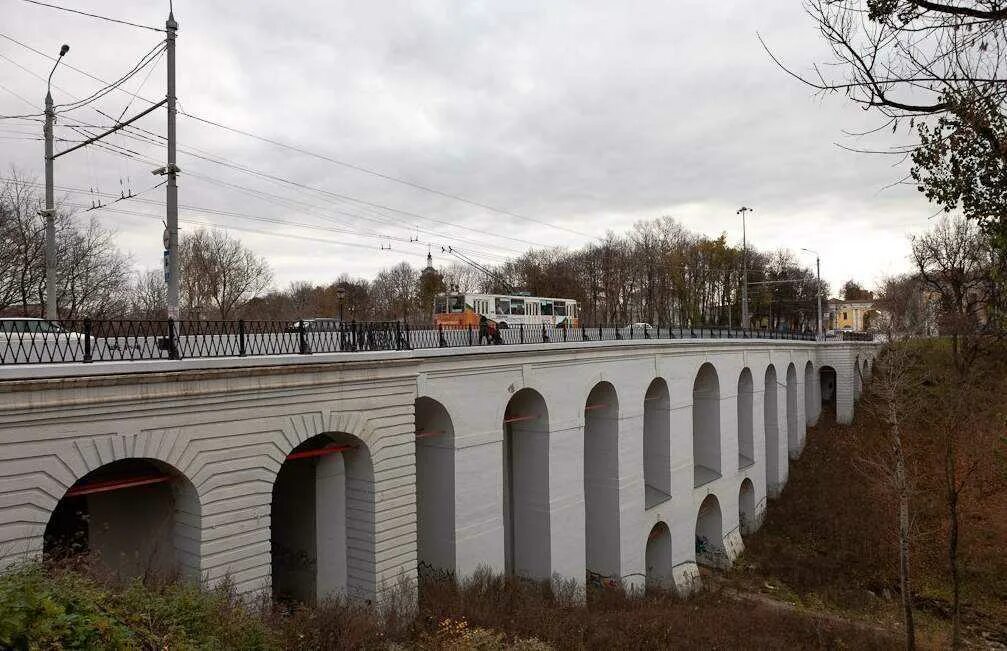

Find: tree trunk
890;395;916;651
946;435;961;649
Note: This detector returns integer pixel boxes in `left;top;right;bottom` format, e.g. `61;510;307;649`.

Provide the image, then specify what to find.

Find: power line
16;0;166;33
0;39;537;258
0;29;598;242
179;112;600;240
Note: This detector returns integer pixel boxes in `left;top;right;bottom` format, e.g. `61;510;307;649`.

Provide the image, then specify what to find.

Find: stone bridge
0;338;877;602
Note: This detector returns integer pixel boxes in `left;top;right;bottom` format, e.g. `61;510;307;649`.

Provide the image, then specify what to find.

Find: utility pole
801;248;823;338
43;44;69;320
737;206;753;329
165;10;180;320
816;255;823;337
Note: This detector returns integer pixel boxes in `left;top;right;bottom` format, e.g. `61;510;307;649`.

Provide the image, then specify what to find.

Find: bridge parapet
1;318;845;367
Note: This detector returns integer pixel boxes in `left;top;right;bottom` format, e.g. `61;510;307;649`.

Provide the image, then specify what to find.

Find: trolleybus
434;292;580;329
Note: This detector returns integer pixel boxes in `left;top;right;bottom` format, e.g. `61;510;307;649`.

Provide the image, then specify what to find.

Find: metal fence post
83;318;92;363
438;323;446;347
598;326;603;341
298;319;309;354
167;317;180;360
238;319;246;356
520;323;524;344
468;324;473;346
542;324;549;343
563;324;567;342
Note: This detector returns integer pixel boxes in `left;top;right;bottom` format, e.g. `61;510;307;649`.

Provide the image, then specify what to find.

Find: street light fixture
801;248;823;338
43;43;70;320
737;207;753;329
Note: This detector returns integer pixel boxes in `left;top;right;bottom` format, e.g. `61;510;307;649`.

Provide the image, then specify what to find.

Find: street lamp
43;43;69;320
737;206;753;329
801;248;823;338
335;286;347;322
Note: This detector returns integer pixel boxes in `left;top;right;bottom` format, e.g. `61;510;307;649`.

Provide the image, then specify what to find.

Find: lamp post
737;206;753;329
336;286;347;322
43;43;69;320
801;248;823;338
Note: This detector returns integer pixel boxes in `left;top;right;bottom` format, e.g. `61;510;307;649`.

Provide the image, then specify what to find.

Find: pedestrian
479;315;489;345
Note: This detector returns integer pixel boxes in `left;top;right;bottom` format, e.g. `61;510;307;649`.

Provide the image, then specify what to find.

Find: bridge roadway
0;336;877;603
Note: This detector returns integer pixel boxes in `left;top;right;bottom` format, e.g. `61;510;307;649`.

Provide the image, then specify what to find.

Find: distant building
827;298;877;331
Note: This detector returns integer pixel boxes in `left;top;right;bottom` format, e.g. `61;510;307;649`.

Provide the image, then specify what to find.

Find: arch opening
692;363;722;488
695;494;727;568
737;369;754;470
43;458;200;582
854;355;863;401
503;388;550;580
416;397;455;577
786;363;800;456
739;478;756;535
644;378;671;508
819;365;837;414
645;521;673;589
271;432;373;603
764;365;782;497
584;381;620;579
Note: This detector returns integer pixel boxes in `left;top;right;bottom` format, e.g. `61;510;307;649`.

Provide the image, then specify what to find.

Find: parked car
619;323;653;337
286;318;342;333
0;318;96;363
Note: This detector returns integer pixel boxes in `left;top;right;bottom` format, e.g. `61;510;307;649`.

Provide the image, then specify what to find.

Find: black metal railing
0;318;857;366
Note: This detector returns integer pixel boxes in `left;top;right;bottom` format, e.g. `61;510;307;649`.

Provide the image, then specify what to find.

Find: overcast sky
1;0;934;296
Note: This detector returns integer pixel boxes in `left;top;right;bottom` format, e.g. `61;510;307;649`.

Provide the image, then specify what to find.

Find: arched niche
804;360;816;425
764;364;782;497
415;397;456;577
502;388;550;580
786;363;800;456
692;363;722;487
737;368;754;469
584;381;620;580
643;377;671;508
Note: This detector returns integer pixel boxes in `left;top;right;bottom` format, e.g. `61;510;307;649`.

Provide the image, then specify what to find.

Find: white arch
271;431;374;603
44;457;202;582
645;521;673;589
695;494;727;568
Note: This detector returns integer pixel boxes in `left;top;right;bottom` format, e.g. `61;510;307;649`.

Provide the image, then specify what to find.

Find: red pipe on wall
65;474;172;497
285;444;353;461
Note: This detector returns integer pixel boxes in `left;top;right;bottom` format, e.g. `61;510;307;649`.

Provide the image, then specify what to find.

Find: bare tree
910;214;1003;646
865;342;925;650
771;1;1007;240
179;228;272;319
128;269;167;319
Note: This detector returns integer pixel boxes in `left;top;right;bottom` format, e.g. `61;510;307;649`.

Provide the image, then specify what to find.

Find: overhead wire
16;0;166;33
0;29;596;245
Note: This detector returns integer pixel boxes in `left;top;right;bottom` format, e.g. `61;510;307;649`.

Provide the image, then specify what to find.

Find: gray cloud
1;0;933;295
